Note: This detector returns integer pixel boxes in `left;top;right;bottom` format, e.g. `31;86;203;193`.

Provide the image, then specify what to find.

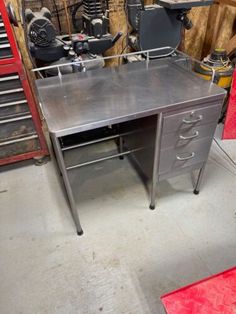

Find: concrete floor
0;126;236;314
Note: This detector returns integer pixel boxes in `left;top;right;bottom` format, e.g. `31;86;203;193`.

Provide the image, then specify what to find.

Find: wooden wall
185;7;211;60
186;1;236;59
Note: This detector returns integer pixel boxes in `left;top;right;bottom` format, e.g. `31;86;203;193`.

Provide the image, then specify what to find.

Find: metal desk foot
149;113;163;210
149;180;157;210
51;134;83;235
193;164;206;195
34;155;50;166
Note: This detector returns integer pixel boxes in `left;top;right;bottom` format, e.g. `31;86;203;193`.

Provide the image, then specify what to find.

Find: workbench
36;52;226;235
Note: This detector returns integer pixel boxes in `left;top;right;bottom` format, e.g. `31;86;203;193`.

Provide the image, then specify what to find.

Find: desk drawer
161;122;216;150
159;137;212;175
163;103;222;134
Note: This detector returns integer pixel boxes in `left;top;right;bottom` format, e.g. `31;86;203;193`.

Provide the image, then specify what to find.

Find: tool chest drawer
0;115;36;142
0;44;12;60
0;14;12;60
0;136;40;159
162;103;222;134
0;99;29;118
0;74;22;92
0;3;48;165
158;137;212;175
0;89;26;105
161;122;216;150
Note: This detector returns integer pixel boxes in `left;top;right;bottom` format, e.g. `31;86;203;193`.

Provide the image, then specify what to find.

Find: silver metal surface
176;152;195;161
150;113;163;209
182;115;202;124
51;134;83;235
118;136;124;155
162;103;223;134
35;53;226;234
66;148;142;171
61;130;140;151
194;164;206;193
161;122;217;150
32;47;174;73
122;115;157;180
158;162;204;182
36;57;226;138
62;134;120;151
179;131;199;140
159;137;212;175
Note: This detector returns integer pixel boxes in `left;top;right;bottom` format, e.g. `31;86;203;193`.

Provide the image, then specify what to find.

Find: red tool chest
0;1;48;166
223;69;236;139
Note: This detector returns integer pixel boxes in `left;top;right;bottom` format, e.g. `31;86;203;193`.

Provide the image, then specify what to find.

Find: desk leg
51;134;83;236
150;113;163;210
193;164;206;195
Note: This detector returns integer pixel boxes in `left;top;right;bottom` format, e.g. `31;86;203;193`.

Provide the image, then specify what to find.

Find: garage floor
0;126;236;314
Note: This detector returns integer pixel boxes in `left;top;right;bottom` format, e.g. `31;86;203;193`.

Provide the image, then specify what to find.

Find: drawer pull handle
182;115;202;124
179;131;199;140
0;114;32;124
176;152;195;161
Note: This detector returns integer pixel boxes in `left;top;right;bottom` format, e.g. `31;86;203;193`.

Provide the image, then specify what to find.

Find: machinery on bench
126;0;212;58
24;1;122;74
24;0;212;74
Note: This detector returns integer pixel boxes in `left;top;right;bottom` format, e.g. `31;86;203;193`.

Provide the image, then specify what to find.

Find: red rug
161;267;236;314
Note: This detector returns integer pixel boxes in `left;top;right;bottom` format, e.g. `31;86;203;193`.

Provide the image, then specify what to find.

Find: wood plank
201;3;219;57
210;3;224;51
185;7;210;59
215;5;236;48
218;0;236;6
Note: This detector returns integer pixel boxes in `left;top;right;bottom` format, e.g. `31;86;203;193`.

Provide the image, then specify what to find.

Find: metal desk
36;53;226;235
